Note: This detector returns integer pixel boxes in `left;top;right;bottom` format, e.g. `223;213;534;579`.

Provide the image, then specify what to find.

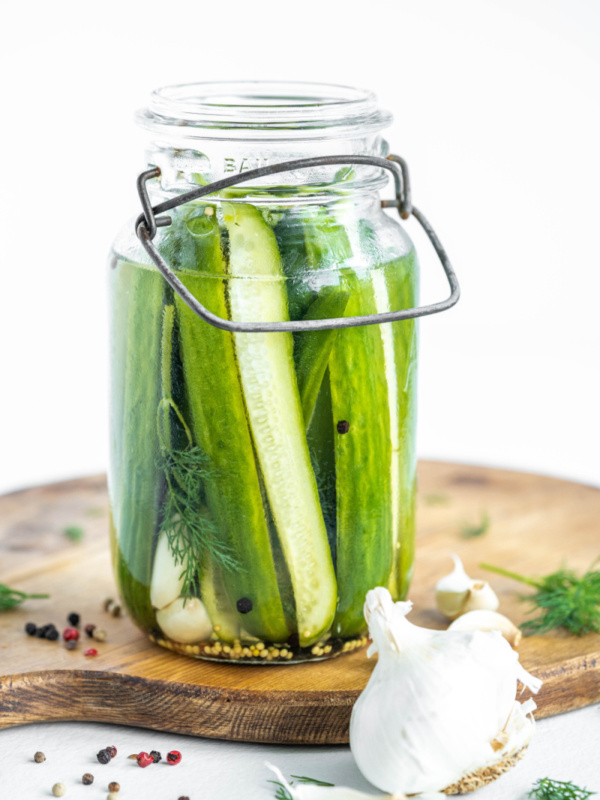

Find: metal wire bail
135;155;460;333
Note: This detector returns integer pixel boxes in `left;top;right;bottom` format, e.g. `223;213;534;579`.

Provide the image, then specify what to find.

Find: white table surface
2;703;598;799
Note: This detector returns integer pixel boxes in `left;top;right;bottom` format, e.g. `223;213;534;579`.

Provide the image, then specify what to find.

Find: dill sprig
159;445;238;597
528;777;595;799
292;776;335;787
269;774;334;800
461;511;490;539
0;584;49;611
481;558;600;636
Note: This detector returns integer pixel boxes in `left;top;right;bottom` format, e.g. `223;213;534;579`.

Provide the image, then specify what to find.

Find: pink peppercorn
84;648;98;657
63;627;79;642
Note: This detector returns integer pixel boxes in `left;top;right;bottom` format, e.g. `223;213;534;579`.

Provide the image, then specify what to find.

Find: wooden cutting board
1;462;599;744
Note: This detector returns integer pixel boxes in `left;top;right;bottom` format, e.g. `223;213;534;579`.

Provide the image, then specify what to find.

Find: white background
1;4;599;799
1;0;599;493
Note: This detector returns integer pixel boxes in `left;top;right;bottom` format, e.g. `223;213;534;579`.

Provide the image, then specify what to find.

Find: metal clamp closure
135;155;459;333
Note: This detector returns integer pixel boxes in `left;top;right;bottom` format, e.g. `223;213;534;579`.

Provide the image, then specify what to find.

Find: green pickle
108;199;418;663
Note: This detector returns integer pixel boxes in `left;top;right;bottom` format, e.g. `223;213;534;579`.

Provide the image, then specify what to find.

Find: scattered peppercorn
82;773;94;785
166;750;182;765
336;420;350;434
36;625;49;639
34;751;46;763
236;597;253;614
108;781;120;792
106;746;117;759
111;604;122;618
178;797;190;800
85;623;96;638
65;640;78;651
108;793;119;800
63;627;79;641
67;612;80;627
84;648;98;657
136;751;153;768
46;628;59;641
93;628;107;642
127;754;139;760
97;749;111;765
52;783;66;797
25;622;37;636
103;598;114;612
149;749;162;764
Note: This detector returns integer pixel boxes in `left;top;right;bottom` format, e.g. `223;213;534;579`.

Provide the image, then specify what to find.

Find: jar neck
137;82;393;202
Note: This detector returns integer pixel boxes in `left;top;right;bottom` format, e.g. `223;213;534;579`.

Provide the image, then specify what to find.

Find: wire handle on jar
134;155;460;333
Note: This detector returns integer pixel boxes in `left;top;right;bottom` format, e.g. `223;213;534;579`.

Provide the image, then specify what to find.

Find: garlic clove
150;531;188;610
448;609;522;647
435;554;472;619
156;596;213;643
462;580;500;615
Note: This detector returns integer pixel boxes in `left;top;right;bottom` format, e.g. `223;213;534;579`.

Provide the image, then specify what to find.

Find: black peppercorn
25;622;37;636
46;628;59;641
236;597;253;614
35;626;48;639
96;749;111;765
149;749;162;764
82;773;94;785
67;612;80;627
336;420;350;434
84;623;96;638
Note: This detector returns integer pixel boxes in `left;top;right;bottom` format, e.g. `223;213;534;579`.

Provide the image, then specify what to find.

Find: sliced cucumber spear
175;208;289;643
110;259;164;632
295;286;350;427
330;266;394;638
223;202;337;647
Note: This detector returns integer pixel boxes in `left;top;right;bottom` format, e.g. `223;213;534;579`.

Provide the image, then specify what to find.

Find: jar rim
136;80;392;140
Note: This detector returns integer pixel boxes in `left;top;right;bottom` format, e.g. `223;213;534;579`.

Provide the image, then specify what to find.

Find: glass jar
109;82;421;664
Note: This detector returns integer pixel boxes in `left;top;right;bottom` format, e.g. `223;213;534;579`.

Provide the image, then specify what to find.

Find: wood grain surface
1;462;599;744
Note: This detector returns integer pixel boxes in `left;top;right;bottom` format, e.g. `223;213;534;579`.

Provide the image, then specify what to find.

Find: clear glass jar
108;82;418;663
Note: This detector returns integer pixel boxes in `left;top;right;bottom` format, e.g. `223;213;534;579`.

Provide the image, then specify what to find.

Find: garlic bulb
156;596;213;643
265;764;444;800
350;588;541;795
150;530;189;610
435;554;499;619
449;609;522;647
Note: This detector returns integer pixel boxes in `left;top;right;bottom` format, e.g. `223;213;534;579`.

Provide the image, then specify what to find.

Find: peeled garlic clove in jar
156;596;213;643
150;530;188;610
448;609;521;647
434;554;472;619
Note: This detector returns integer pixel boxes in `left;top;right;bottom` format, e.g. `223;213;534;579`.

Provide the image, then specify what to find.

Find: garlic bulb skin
434;554;472;619
156;596;213;643
350;588;541;795
449;610;521;647
150;531;188;610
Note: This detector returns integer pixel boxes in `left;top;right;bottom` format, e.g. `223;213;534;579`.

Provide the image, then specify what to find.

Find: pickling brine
108;81;420;663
